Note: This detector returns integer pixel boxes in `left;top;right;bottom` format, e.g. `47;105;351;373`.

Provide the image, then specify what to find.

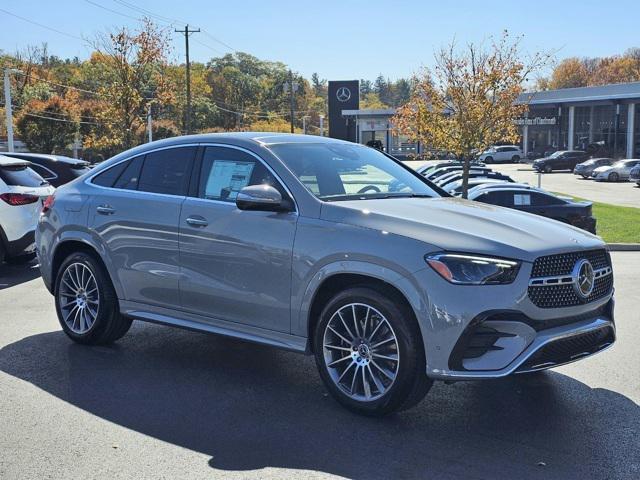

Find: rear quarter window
0;165;46;187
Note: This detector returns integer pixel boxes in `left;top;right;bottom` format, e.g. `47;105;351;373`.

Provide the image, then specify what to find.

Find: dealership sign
514;116;557;126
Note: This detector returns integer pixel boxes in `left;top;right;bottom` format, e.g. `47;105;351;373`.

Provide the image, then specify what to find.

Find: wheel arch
51;236;123;299
299;265;425;353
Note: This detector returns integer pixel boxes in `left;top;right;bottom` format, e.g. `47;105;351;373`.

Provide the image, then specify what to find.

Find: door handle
96;205;115;215
186;216;208;227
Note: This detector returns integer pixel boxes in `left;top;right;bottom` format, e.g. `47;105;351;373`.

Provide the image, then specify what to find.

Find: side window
533;193;562;206
29;164;56;180
92;160;129;187
137;147;196;195
198;147;285;202
114;156;144;190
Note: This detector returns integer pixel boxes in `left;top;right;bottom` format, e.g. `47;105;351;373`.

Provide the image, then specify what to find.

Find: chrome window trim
84;143;298;213
29;164;58;181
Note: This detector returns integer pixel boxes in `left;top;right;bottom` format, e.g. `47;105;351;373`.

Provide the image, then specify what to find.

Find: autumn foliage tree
85;19;173;154
16;95;78;153
393;32;550;198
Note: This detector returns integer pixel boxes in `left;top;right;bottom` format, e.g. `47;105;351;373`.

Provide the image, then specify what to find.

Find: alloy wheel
322;303;400;402
58;262;100;334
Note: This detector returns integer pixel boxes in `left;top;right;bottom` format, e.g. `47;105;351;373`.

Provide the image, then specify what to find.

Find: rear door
89;146;196;308
178;145;297;333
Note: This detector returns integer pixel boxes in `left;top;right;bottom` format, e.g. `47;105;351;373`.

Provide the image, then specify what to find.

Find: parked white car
0;155;55;263
477;145;523;164
591;159;640;182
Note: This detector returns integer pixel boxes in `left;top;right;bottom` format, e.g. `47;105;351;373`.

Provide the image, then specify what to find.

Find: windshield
268;143;441;201
549;151;565;158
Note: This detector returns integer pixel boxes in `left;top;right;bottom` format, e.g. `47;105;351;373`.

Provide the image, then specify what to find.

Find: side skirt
120;300;309;353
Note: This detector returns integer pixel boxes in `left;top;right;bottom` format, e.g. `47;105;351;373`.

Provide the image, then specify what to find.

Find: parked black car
573;158;613;179
0;153;91;187
468;184;596;233
532;150;589;173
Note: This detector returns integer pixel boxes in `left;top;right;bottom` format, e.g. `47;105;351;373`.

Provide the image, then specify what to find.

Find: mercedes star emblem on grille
573;259;595;298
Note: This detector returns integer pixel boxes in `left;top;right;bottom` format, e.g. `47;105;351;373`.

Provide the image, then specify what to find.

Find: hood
593;165;612;174
320;197;603;263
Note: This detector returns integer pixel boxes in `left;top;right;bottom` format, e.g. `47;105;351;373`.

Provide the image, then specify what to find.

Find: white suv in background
478;145;523;164
0;155;55;263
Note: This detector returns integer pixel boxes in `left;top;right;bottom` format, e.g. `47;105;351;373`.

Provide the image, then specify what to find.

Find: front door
89;147;196;308
178;146;297;333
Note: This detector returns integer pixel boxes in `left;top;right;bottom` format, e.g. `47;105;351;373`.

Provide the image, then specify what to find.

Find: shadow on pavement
0;260;41;290
1;323;638;479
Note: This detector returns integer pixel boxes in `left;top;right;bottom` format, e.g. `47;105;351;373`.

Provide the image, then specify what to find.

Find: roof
0;155;31;167
341;109;397;117
1;152;88;165
520;81;640;105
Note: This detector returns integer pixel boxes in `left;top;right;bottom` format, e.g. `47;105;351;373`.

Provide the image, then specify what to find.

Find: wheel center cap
357;344;370;359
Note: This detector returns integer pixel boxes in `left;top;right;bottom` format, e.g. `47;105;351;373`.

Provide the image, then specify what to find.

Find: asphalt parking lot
490;163;639;208
0;253;638;480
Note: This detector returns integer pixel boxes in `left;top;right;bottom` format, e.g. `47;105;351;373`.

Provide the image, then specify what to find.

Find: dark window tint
92;161;129;187
138;147;196;195
114;156;144;190
70;164;91;177
0;165;46;187
532;193;563;206
29;164;56;180
198;147;285;202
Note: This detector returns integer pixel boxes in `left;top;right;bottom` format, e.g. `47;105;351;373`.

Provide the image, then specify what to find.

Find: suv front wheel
55;252;131;345
313;287;432;416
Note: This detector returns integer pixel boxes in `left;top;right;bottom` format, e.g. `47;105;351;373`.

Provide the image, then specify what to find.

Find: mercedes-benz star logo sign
336;86;351;102
572;259;595;298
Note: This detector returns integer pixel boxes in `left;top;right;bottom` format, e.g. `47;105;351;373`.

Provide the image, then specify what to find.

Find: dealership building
329;80;640;159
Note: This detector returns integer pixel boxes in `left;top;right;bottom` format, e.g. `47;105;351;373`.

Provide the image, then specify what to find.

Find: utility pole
284;70;298;134
302;115;309;135
147;104;153;143
4;68;19;152
175;25;200;135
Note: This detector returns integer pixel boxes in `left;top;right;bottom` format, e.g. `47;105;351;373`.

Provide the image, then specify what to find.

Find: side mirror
236;184;290;212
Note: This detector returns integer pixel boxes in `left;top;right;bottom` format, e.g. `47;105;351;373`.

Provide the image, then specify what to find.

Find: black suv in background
1;153;91;187
533;150;589;173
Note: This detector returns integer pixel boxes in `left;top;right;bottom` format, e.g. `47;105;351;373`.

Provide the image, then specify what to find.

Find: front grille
517;326;614;372
531;249;610;277
528;250;613;308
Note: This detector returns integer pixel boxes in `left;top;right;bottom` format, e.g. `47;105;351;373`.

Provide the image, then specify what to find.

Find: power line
0;7;85;41
83;0;140;21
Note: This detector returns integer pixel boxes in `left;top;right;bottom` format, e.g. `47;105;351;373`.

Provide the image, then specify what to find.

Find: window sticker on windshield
514;194;531;206
206;160;254;200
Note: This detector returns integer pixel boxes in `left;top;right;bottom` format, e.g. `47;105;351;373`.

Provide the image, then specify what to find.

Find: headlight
425;253;521;285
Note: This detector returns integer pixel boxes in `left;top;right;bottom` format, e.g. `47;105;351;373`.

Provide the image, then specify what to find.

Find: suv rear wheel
511;155;520;162
313;287;432;416
55;252;131;345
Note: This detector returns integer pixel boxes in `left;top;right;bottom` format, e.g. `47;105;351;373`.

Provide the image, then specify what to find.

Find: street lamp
4;68;22;153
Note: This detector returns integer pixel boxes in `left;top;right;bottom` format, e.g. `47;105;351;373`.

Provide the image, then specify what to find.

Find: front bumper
411;264;615;380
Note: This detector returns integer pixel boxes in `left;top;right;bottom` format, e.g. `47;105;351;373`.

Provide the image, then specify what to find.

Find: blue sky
2;0;639;81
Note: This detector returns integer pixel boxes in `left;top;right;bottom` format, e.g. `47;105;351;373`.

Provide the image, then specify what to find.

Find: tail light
42;194;55;214
0;192;40;206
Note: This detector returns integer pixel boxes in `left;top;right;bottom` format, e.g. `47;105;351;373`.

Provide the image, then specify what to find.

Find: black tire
54;251;131;345
511;155;520;162
484;156;493;164
544;164;553;173
313;286;432;416
608;172;619;182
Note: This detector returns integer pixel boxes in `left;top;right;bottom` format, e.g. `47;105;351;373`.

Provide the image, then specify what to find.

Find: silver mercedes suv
36;133;615;415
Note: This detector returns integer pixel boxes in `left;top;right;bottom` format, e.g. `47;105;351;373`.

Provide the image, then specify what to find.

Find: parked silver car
592;159;640;182
630;164;640;186
573;158;613;179
36;134;616;416
477;145;523;164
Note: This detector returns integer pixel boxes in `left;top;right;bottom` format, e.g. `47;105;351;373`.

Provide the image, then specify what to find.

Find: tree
84;19;173;153
548;58;590;89
393;32;550;198
16;96;77;153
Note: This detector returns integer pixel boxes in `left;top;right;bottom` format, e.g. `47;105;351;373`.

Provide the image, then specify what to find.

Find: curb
607;243;640;251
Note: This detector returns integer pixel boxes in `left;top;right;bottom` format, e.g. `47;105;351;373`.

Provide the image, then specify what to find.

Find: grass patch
556;193;640;243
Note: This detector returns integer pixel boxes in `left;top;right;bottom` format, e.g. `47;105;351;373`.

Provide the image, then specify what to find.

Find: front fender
292;260;430;345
